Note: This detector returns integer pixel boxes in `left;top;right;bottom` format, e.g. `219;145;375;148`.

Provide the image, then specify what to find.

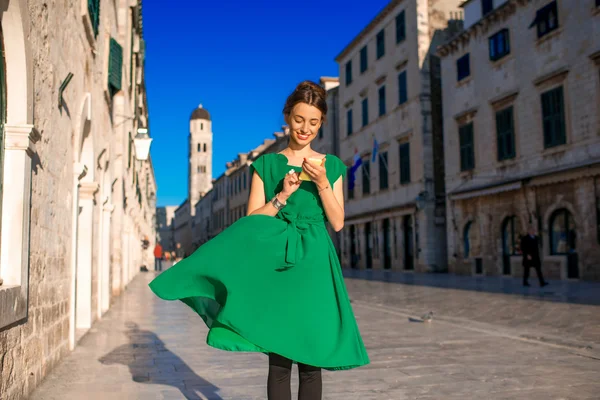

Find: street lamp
415;191;428;210
134;128;153;161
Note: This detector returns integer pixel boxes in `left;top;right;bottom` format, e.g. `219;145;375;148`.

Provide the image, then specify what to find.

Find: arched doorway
549;208;578;278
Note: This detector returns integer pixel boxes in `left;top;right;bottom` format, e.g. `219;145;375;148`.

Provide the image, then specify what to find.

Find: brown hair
283;80;328;122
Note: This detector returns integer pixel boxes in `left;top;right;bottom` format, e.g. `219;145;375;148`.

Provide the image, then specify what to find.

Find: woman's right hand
281;169;301;199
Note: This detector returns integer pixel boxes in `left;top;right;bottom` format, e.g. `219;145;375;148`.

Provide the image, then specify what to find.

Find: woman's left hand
302;158;328;190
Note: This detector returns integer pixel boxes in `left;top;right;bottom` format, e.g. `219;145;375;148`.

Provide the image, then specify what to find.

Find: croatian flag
371;138;379;163
348;148;362;191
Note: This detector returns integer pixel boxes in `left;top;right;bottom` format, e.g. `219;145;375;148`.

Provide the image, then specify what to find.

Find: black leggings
267;353;322;400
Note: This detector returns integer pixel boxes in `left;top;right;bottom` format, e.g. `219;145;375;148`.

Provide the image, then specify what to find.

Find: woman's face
286;102;323;146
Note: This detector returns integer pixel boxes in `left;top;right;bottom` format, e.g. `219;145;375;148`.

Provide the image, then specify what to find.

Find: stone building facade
157;205;177;253
335;0;462;272
0;0;156;398
438;0;600;280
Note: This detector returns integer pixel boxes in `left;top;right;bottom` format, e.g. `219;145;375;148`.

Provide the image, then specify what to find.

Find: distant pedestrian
175;242;184;262
149;81;369;400
521;225;549;287
153;243;163;272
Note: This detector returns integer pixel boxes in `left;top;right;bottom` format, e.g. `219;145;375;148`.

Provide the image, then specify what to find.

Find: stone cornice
437;0;520;58
79;181;99;199
4;124;41;156
533;67;569;87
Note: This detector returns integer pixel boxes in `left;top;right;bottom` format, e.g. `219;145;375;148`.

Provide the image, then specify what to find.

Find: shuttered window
88;0;100;37
459;123;475;171
362;98;368;127
396;11;406;43
541;86;566;148
360;46;368;73
108;38;123;97
379;152;388;190
398;71;407;105
378;85;386;116
362;160;370;195
399;142;410;184
496;106;515;160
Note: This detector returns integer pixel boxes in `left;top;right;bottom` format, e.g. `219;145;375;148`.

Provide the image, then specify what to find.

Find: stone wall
0;0;156;398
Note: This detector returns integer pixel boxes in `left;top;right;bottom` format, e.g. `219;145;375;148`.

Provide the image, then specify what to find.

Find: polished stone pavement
30;270;600;400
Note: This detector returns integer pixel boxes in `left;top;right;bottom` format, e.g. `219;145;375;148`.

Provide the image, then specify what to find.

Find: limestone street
30;271;600;400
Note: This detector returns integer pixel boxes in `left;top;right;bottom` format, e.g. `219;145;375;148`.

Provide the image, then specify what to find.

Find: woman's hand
280;169;301;200
302;158;328;190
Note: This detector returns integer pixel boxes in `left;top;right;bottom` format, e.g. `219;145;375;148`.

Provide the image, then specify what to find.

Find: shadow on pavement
99;322;222;400
343;269;600;306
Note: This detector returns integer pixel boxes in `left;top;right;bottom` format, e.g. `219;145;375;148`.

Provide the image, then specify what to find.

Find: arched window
463;221;472;258
550;209;576;255
197;143;201;152
203;143;207;152
502;216;520;255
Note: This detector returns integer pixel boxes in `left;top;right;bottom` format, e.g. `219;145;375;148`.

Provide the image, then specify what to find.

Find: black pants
267;354;322;400
523;262;545;285
154;257;162;271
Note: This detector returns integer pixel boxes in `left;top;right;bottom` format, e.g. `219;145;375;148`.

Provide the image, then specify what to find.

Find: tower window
203;143;207;152
201;122;204;130
197;143;201;152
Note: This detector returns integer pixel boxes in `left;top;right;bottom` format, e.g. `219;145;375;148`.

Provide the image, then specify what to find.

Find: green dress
149;153;370;370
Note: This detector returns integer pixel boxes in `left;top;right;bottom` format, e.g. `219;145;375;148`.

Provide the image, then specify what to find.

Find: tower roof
190;104;211;121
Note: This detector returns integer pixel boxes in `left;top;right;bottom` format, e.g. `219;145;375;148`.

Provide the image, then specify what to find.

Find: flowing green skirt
149;215;369;370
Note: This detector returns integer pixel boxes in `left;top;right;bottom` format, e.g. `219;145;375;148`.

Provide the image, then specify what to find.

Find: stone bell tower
188;104;213;214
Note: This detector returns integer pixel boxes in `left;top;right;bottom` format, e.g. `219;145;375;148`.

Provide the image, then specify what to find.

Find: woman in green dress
149;81;369;400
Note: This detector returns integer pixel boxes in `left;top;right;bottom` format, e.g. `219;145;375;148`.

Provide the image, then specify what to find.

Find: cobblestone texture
29;270;600;400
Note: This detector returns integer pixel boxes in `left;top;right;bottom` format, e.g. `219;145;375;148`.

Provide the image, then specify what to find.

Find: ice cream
299;157;325;181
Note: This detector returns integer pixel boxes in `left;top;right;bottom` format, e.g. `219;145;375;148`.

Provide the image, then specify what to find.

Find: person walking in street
521;224;549;287
149;81;369;400
175;242;184;262
153;242;163;272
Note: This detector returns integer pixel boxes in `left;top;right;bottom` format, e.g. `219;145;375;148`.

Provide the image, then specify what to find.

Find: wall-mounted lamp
134;128;153;160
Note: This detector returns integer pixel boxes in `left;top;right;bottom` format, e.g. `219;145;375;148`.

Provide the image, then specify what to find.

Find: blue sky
144;0;391;206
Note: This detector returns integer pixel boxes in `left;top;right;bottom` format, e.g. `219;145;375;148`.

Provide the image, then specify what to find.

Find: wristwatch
271;195;287;211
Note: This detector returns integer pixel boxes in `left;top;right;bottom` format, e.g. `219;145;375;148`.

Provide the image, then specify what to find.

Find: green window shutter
398;71;407;105
399;142;410;184
542;86;566;148
362;98;368;127
360;46;368;73
88;0;100;37
362;160;370;194
379;152;388;190
376;30;385;59
496;107;515;160
396;10;406;43
459;123;475;171
378;85;386;116
108;38;123;97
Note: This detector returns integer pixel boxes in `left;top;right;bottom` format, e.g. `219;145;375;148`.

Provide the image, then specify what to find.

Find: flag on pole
348;148;362;191
371;137;379;163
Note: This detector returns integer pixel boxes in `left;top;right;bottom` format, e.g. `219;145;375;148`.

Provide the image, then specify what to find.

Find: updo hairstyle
282;81;328;123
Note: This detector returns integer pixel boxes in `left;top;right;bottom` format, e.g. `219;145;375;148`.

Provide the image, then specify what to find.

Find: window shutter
398;71;407;104
399;143;410;184
88;0;100;37
396;11;406;43
108;38;123;97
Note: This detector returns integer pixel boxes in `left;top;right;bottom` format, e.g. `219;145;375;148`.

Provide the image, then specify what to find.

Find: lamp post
134;128;153;161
